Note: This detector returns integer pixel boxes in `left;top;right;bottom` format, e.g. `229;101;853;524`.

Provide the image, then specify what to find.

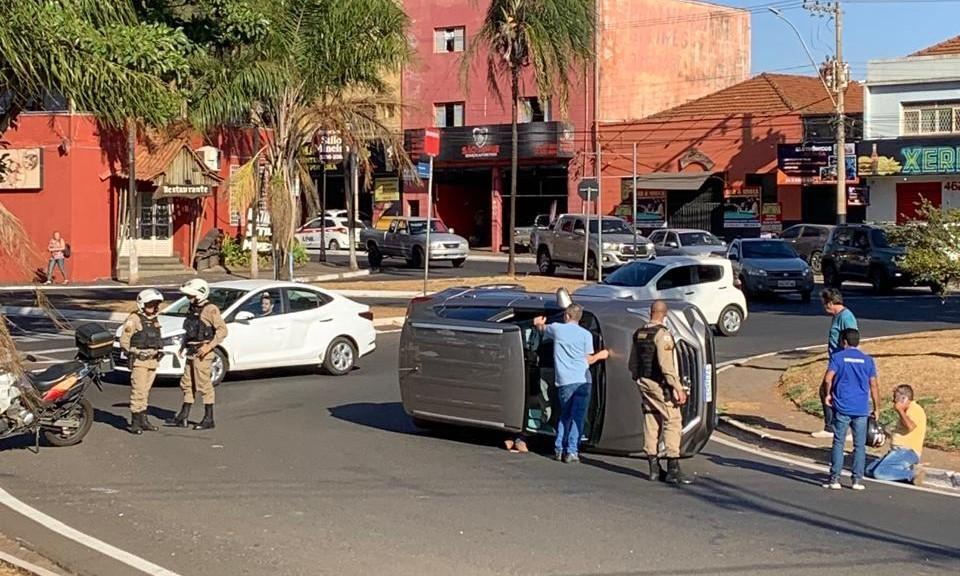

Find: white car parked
112;280;377;385
295;216;351;251
573;255;748;336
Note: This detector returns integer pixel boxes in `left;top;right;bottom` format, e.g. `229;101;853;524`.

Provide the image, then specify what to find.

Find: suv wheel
717;305;744;337
809;251;823;274
586;253;599;281
869;267;891;294
537;249;556;276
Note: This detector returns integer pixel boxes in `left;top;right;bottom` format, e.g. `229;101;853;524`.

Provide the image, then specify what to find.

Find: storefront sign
618;178;666;227
760;202;782;235
374;177;400;202
0;148;42;190
315;131;343;162
847;185;870;207
778;143;857;184
159;184;211;198
858;139;960;176
723;187;761;229
405;122;575;163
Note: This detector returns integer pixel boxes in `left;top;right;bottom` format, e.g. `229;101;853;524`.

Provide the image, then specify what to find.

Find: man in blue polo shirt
822;328;880;491
813;288;858;439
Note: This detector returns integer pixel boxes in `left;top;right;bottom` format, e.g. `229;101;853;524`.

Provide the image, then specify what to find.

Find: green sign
858;139;960;176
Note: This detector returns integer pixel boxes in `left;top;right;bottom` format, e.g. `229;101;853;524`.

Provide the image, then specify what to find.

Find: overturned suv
399;286;717;458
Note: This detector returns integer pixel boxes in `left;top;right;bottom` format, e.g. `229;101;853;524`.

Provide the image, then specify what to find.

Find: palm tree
190;0;411;276
462;0;594;276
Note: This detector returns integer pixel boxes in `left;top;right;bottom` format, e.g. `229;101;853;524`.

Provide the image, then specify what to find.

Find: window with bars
434;102;464;127
434;27;465;53
902;102;960;136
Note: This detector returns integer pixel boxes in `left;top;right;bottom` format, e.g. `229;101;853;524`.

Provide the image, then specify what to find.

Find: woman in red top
46;231;68;284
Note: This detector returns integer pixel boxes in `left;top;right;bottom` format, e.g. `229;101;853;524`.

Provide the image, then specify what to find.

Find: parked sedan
780;224;833;273
574;256;747;336
727;238;815;301
295;216;351;251
648;228;727;257
112;280;377;385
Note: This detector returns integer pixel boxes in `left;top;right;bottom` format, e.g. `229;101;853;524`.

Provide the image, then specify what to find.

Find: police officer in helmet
166;278;227;430
630;300;692;485
120;288;165;434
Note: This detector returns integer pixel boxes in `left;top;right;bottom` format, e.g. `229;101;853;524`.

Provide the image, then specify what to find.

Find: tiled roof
910;35;960;57
645;73;863;120
114;138;221;182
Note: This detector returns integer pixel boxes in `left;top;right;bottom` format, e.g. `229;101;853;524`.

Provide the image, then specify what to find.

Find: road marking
0;486;184;576
24;347;77;356
0;550;65;576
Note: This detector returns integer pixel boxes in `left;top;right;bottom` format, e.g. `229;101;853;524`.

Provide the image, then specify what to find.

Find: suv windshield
162;288;247;317
679;232;722;246
589;219;632;235
742;241;797;259
603;261;665;287
408;220;449;235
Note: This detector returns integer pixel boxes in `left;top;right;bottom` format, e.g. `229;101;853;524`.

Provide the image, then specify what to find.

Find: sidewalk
718;349;960;490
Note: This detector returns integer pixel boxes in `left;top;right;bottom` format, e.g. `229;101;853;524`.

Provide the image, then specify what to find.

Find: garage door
896;182;941;225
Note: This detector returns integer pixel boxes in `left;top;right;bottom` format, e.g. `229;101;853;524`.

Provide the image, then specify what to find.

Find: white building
859;35;960;224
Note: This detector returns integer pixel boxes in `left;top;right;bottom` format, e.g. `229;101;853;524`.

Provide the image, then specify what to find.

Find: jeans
830;412;868;481
47;257;66;281
867;447;919;482
555;382;591;456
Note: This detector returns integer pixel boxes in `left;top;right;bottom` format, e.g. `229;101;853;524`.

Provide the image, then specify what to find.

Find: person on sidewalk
822;328;880;491
630;300;692;485
166;279;227;430
120;289;165;434
533;303;609;464
867;384;928;485
45;231;68;285
813;288;858;439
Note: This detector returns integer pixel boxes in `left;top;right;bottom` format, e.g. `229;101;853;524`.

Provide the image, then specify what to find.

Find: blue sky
724;0;960;78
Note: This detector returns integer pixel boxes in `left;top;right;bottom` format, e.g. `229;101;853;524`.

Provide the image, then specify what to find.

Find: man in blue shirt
813;288;859;439
534;304;609;463
822;328;880;491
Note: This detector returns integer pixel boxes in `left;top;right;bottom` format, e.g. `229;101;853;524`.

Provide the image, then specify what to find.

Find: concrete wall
866;177;960;223
864;55;960;140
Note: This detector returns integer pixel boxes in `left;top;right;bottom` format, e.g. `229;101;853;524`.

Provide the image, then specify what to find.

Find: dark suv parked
820;224;925;293
780;224;833;274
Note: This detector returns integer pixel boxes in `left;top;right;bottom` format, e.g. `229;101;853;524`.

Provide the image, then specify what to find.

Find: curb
0;306;127;323
0;550;65;576
372;316;405;328
297;269;371;283
333;289;427;298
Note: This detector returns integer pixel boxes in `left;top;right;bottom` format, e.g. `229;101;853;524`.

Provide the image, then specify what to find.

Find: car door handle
684;291;695;296
317;318;333;322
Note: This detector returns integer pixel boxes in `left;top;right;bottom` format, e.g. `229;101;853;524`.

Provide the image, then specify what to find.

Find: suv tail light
733;275;742;289
359;310;374;321
406;295;432;318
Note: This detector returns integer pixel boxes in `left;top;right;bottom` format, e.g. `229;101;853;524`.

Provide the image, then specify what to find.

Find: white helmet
180;278;210;301
136;288;164;313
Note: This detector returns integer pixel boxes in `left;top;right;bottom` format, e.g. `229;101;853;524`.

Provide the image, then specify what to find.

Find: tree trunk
250;127;260;279
508;68;520;277
126;120;139;284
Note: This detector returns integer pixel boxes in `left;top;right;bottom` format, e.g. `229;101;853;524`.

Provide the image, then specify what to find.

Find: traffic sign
416;161;431;178
424;128;440;157
577;178;599;201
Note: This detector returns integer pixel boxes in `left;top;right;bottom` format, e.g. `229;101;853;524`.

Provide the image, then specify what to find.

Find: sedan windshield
589;219;633;235
162;288;247;317
741;241;798;259
679;232;722;246
602;262;665;287
408;220;449;235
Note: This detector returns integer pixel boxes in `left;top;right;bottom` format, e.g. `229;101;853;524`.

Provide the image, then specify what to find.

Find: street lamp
767;8;835;107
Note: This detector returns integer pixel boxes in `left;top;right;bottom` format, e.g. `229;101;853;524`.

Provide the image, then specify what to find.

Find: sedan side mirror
574;229;585;236
666;241;679;248
235;311;255;322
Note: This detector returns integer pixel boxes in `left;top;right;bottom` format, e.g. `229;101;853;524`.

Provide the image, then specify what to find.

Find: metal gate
667;187;723;234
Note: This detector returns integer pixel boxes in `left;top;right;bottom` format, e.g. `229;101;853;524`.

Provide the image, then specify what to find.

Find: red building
598;73;864;238
400;0;751;252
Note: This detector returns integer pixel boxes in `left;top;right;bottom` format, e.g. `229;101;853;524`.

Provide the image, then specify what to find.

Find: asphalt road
0;292;958;575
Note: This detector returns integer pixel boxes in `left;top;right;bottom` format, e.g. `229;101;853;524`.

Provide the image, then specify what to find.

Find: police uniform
171;299;227;429
630;322;691;484
120;311;162;433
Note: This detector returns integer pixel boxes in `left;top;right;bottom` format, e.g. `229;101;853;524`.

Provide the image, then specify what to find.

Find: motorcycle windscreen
399;320;526;431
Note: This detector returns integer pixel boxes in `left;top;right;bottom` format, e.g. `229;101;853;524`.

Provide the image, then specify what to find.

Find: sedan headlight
746;268;767;277
162;335;183;348
803;267;814;276
646;242;655;251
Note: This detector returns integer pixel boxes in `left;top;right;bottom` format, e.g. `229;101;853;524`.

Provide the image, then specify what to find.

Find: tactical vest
632;325;666;382
130;312;163;350
183;302;216;344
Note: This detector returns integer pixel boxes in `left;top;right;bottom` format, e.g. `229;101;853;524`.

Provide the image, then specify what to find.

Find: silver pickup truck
362;217;470;268
532;214;655;279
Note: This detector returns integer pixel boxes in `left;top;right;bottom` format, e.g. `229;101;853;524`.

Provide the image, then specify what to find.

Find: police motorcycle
0;323;113;450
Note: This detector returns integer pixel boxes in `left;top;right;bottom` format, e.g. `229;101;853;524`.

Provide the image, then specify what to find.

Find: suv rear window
435;307;505;321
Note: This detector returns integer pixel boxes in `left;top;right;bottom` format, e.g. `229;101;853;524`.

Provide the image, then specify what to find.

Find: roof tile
910;35;960;57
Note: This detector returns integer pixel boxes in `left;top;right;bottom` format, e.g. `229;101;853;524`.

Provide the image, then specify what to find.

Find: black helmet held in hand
867;416;886;448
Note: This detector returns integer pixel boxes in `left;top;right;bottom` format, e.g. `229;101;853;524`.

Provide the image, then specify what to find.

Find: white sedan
112;280;377;385
296;217;351;251
574;255;748;336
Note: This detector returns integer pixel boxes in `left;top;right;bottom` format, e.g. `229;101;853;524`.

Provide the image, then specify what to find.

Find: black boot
665;458;693;485
128;412;143;435
166;403;191;427
194;404;215;430
139;412;159;432
647;457;661;482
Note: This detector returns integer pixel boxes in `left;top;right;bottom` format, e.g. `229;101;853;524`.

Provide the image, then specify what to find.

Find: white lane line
0;486;184;576
0;550;65;576
24;347;77;356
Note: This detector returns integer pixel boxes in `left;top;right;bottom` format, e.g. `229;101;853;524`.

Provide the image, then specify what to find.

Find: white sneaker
811;430;833;439
851;482;866;491
822;479;842;490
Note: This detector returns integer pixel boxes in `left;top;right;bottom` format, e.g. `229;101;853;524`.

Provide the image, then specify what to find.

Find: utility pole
593;0;603;282
806;0;848;225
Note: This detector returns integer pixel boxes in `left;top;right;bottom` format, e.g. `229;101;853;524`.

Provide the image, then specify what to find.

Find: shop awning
633;172;724;190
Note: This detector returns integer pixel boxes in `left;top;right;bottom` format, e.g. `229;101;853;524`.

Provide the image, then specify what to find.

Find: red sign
423;129;440;157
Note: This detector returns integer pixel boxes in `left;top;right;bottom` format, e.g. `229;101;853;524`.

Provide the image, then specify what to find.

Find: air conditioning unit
196;146;220;171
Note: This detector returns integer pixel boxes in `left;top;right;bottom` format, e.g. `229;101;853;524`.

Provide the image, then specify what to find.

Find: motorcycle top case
75;323;114;360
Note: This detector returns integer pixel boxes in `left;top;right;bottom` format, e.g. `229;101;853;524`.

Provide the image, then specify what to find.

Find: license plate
777;280;796;288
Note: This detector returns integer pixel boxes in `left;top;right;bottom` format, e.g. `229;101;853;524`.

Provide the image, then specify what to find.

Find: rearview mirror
235;311;255;322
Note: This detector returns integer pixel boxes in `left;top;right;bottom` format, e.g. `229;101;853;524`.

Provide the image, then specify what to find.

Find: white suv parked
574;255;748;336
